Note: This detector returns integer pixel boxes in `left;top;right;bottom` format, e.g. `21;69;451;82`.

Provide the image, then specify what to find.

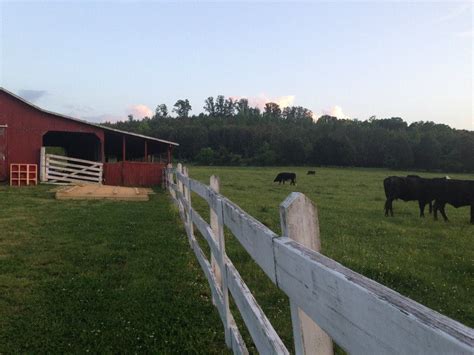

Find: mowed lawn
0;186;228;353
187;166;473;350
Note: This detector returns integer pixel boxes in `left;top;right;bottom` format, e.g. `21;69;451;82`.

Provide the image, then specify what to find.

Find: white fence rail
166;164;473;355
40;148;103;185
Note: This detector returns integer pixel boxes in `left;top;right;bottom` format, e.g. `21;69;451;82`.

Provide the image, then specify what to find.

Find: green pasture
0;186;228;353
187;166;473;351
0;166;472;353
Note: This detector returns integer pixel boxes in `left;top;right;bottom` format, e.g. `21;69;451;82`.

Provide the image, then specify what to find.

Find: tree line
106;95;474;172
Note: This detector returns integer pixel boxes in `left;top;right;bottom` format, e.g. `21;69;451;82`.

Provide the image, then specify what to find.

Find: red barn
0;87;178;186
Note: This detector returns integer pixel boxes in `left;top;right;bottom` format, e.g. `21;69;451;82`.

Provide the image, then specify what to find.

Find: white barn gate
40;147;103;185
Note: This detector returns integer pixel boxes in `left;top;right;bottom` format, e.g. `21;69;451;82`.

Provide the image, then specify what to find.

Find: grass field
0;186;228;353
1;167;472;353
187;166;473;351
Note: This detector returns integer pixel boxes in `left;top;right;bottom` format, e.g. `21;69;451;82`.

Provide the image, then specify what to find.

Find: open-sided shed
0;87;178;186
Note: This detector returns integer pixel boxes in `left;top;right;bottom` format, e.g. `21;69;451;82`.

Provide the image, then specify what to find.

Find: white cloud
231;94;295;110
127;104;153;119
17;89;47;102
434;3;471;24
321;105;348;119
456;29;474;38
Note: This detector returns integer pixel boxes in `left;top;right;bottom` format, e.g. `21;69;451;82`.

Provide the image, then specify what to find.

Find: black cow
307;170;316;175
383;175;433;217
274;172;296;185
431;179;474;224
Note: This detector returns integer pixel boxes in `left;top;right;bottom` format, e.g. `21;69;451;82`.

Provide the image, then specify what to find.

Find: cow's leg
433;201;440;221
385;198;394;217
439;203;449;222
384;199;390;216
428;201;433;214
419;200;425;217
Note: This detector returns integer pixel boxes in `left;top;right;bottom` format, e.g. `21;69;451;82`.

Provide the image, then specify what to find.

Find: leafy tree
195;147;215;165
173;99;192;118
155;104;168;118
203;97;215;116
263;102;282;120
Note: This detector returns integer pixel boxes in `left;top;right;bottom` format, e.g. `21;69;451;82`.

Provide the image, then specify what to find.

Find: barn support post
280;193;334;355
122;136;126;162
144;140;148;162
100;137;105;163
209;175;231;347
167;145;172;164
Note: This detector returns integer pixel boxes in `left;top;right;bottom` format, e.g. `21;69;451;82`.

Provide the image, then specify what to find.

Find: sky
0;1;472;130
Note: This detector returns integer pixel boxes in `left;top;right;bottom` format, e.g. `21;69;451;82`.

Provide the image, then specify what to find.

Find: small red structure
0;87;178;186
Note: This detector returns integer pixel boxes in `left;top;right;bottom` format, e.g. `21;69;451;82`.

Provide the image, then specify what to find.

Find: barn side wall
104;162;165;186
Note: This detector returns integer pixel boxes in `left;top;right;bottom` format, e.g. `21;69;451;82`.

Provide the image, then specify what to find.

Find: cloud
127;104;153;119
82;104;153;124
434;3;471;24
17;89;47;102
321;105;348;119
231;94;295;110
63;103;93;114
456;29;474;38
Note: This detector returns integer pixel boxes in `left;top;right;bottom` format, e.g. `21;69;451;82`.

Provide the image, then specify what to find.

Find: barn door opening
0;125;7;182
42;131;101;162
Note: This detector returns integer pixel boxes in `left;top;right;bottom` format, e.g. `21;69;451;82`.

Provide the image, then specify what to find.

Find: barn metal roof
0;87;179;146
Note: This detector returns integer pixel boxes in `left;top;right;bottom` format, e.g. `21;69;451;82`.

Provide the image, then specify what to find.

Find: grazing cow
383;175;433;217
274;172;296;185
307;170;316;175
430;179;474;224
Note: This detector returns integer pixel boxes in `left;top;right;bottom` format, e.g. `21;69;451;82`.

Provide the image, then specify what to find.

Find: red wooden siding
0;90;104;179
104;162;165;186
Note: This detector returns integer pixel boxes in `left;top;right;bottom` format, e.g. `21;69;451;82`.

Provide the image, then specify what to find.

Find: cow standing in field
430;179;474;224
307;170;316;175
383;175;433;217
274;172;296;185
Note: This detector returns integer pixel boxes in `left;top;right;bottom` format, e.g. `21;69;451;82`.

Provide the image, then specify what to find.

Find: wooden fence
40;148;103;185
166;164;473;354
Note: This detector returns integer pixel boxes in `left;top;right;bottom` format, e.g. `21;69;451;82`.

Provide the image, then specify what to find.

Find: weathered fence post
210;175;222;285
40;147;46;182
210;175;231;347
183;166;194;245
166;163;176;199
280;192;334;355
177;163;183;194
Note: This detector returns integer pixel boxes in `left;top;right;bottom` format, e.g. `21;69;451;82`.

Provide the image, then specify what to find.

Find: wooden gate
40;148;103;185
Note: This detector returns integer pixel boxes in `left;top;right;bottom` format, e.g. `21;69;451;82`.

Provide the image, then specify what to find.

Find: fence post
166;163;172;191
210;175;231;347
98;164;103;185
40;147;46;182
183;166;194;244
280;192;334;355
177;163;183;194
